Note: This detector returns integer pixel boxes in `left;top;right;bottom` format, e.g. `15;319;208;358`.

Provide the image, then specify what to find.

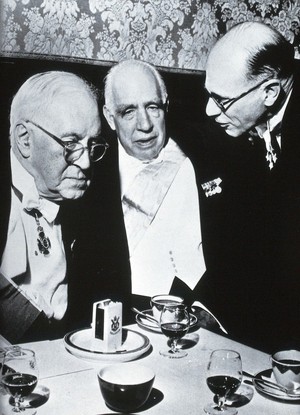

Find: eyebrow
147;99;164;107
60;131;101;142
115;104;136;115
115;99;164;115
59;133;81;141
205;87;231;101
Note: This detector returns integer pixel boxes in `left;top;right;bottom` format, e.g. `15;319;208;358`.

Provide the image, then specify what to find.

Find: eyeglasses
206;78;270;113
25;120;109;163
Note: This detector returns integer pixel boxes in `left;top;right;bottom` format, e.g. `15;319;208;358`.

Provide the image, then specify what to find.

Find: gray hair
104;59;168;111
10;71;99;137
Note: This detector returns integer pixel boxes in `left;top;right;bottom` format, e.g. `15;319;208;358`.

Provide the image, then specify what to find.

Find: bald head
10;71;99;140
104;59;168;112
207;22;294;88
205;22;295;137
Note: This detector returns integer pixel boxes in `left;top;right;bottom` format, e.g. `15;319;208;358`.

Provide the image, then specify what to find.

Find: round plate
64;328;150;362
135;309;198;333
253;369;300;402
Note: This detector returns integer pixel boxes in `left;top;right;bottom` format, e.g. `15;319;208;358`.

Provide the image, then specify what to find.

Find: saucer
253;369;300;402
64;328;150;362
135;309;198;333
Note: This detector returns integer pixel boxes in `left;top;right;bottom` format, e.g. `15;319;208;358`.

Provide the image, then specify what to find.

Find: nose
136;109;153;131
74;147;91;170
206;97;222;118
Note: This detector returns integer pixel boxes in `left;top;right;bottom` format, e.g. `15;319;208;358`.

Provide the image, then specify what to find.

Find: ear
164;97;169;113
263;79;281;107
103;105;116;131
14;123;31;158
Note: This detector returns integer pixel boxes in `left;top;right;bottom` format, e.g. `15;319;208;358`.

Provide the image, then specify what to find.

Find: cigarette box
92;299;122;352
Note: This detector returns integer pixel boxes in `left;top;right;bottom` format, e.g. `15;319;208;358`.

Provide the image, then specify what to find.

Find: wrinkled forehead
50;80;96;107
112;67;162;104
12;74;97;126
39;89;100;137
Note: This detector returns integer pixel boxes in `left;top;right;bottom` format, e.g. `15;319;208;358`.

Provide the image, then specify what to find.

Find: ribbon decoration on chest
122;139;186;255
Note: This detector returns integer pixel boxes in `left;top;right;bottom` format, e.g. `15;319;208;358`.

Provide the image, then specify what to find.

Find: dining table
0;321;299;415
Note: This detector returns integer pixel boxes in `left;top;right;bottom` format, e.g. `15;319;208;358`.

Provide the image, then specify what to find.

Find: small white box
92;299;122;352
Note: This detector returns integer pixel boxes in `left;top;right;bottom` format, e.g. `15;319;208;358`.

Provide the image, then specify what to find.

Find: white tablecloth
1;326;299;415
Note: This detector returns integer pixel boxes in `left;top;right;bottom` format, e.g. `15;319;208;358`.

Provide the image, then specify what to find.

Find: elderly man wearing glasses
0;71;108;343
197;22;300;351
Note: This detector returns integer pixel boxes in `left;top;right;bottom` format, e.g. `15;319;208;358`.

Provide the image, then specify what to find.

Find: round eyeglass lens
64;142;107;163
64;143;84;163
90;144;107;162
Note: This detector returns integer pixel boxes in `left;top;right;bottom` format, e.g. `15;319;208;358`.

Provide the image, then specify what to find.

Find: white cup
150;294;184;322
271;349;300;393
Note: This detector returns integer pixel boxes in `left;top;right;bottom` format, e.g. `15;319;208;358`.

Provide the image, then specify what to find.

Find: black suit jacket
69;125;268;335
192;69;300;353
69;134;211;327
67;139;132;330
67;69;300;352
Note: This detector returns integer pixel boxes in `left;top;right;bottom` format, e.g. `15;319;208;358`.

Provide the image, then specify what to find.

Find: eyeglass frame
206;78;272;113
22;120;109;163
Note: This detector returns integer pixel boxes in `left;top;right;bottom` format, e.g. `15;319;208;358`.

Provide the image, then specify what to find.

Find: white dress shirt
118;138;206;297
0;152;67;319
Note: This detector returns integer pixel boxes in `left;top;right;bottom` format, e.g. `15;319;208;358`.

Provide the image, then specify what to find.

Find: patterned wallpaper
1;0;300;72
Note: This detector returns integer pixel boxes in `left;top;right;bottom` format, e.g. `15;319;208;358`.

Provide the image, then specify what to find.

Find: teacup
271;349;300;393
150;294;184;322
98;363;155;412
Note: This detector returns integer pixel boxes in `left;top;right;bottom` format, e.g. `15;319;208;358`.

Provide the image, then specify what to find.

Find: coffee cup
271;349;300;393
150;294;184;322
98;363;155;412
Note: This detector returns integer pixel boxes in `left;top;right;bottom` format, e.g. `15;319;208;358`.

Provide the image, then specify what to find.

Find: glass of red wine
159;303;190;358
1;346;39;412
204;349;242;415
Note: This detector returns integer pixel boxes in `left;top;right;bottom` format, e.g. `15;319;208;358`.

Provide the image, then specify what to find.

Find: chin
61;178;91;200
223;127;243;138
60;187;88;200
137;148;161;161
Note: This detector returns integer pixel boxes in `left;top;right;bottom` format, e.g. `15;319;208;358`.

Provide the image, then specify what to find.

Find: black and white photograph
0;1;300;414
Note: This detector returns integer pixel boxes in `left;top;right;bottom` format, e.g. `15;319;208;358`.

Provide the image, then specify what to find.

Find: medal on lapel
201;178;222;197
35;213;51;255
266;148;277;170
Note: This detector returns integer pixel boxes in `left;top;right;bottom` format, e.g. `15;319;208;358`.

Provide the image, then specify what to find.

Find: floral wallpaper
1;0;300;71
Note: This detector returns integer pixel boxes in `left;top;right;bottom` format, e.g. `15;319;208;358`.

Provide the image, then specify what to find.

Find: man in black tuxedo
199;21;300;351
0;71;106;343
70;59;211;329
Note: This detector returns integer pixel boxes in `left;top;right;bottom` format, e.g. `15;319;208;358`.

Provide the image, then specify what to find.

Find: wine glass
204;349;242;415
1;347;39;412
159;303;190;358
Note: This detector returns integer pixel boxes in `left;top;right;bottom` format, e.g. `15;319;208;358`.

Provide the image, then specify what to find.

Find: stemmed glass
204;349;242;415
159;303;190;358
1;347;39;412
